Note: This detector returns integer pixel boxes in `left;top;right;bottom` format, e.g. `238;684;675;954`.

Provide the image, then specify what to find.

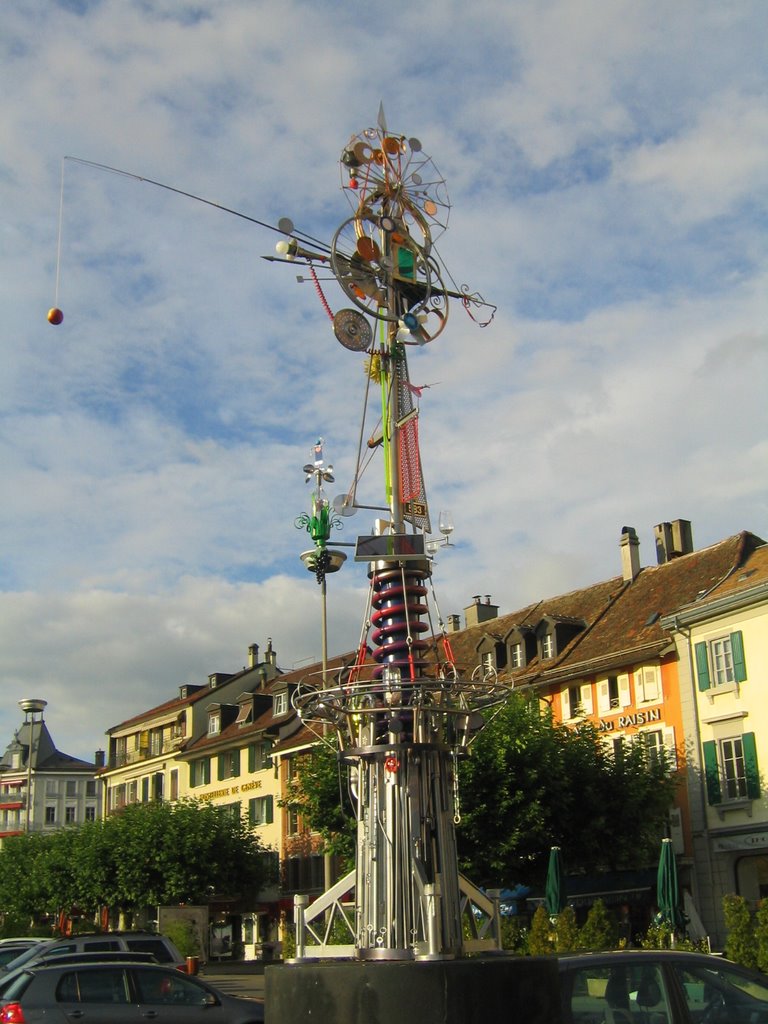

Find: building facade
0;706;102;841
662;536;768;946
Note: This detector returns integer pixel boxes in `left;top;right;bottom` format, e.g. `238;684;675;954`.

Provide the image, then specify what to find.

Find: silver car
0;961;264;1023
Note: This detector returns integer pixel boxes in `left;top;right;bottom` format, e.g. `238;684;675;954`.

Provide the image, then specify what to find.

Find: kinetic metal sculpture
280;111;508;960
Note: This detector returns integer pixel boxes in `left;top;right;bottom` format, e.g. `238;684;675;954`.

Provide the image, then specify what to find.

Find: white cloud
1;0;766;758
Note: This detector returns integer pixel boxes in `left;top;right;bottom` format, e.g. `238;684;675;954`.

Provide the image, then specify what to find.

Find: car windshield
672;962;768;1022
2;943;56;973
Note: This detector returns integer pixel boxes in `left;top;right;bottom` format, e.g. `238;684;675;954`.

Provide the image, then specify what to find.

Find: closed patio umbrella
545;846;566;917
656;837;684;935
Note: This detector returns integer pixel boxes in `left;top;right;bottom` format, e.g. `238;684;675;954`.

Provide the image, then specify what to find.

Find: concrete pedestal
265;955;561;1024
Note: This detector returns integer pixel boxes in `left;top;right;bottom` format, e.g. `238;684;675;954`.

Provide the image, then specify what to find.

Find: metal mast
280;115;504;960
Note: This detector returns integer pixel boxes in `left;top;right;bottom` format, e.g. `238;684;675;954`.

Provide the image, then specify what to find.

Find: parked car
0;950;160;999
0;950;40;972
558;949;768;1023
0;932;185;976
0;961;264;1023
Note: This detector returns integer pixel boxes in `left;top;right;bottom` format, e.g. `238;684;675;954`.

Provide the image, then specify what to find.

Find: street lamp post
18;698;47;833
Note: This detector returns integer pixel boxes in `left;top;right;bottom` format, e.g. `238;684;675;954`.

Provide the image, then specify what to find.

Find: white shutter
580;684;594;715
618;673;631;708
561;687;571;720
597;680;610;715
663;726;677;770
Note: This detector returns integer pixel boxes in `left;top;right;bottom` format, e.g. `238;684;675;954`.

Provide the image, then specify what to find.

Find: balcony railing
110;735;184;768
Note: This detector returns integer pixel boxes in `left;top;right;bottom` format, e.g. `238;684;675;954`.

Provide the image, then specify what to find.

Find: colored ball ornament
47;307;64;325
349;178;359;190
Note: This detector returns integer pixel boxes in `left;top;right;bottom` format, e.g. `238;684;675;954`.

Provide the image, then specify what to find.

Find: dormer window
208;710;221;737
542;633;554;659
273;691;289;717
510;642;523;669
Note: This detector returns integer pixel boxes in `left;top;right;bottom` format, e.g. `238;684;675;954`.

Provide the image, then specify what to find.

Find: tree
0;799;274;925
578;898;614;950
723;894;758;969
281;742;356;870
456;693;678;885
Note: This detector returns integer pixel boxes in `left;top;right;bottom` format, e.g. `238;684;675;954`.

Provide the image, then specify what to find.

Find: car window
564;962;672;1024
56;968;130;1004
133;968;214;1007
126;939;172;963
0;972;34;1001
672;962;768;1023
82;940;121;951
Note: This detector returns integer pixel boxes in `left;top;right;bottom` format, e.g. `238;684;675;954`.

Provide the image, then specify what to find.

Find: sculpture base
266;955;560;1024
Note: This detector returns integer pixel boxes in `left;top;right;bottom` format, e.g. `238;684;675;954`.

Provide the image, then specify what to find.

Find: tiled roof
446;531;763;686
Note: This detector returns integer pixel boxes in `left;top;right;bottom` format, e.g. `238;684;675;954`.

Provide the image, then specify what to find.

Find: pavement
198;958;272;1001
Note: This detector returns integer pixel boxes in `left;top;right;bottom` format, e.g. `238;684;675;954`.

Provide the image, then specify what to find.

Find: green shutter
248;744;256;773
248;798;256;824
731;631;747;683
266;795;274;824
189;763;196;788
703;740;721;804
743;732;760;799
695;642;711;691
217;753;226;781
204;758;211;785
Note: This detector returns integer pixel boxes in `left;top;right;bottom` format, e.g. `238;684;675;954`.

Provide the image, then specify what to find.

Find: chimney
464;595;499;629
248;643;260;668
265;637;277;666
445;614;461;633
94;749;105;769
654;519;693;564
620;526;641;581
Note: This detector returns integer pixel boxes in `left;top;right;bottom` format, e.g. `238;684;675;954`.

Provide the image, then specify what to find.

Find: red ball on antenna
47;307;63;325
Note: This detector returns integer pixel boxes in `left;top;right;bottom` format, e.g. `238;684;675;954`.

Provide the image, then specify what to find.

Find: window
541;633;554;659
635;665;661;703
696;632;747;691
673;959;768;1020
65;806;76;824
189;757;211;788
45;805;56;824
249;795;274;825
149;729;162;756
128;780;138;804
641;727;677;771
273;691;289;717
46;780;58;795
86;780;97;798
288;808;300;835
562;683;593;720
208;711;221;737
85;806;96;822
66;780;78;797
510;642;523;669
218;750;241;781
703;733;760;804
481;651;495;676
248;741;273;772
169;769;178;801
597;674;631;715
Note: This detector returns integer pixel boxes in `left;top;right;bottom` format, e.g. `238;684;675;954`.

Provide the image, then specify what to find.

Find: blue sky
1;0;767;759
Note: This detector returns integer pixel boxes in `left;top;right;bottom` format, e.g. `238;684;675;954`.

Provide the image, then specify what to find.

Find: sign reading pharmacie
598;707;662;732
197;778;263;803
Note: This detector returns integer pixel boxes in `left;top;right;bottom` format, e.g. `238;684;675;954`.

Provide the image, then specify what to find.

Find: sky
1;0;767;761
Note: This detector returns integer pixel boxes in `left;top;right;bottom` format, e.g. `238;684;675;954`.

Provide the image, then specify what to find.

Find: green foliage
0;799;272;923
554;905;579;952
528;905;554;955
499;915;529;953
457;693;678;885
723;894;758;969
162;919;201;958
280;743;356;870
578;899;614;951
755;899;768;973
